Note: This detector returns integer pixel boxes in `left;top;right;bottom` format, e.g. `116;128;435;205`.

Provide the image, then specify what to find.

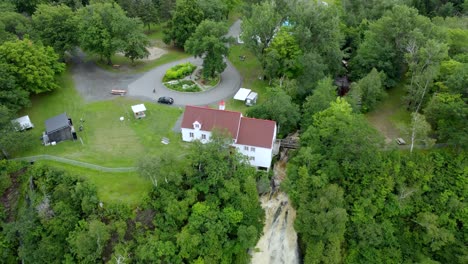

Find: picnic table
111;89;127;95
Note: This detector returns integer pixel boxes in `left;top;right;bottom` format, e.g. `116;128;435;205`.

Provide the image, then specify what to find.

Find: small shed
12;115;34;131
234;88;258;106
45;113;74;143
131;104;146;119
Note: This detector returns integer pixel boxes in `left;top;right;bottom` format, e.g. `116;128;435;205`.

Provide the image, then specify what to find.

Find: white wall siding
233;144;273;169
181;128;212;143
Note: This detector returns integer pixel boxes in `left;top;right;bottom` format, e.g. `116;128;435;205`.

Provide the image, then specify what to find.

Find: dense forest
0;0;467;263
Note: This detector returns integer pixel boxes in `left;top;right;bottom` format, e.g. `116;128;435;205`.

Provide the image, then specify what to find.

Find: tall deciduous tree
263;27;302;86
77;2;148;65
0;38;65;94
197;0;228;21
0;63;29;112
241;1;282;61
424;93;468;149
163;0;204;48
351;5;444;87
32;4;78;58
246;87;300;136
185;20;229;79
301;77;337;129
349;68;387;113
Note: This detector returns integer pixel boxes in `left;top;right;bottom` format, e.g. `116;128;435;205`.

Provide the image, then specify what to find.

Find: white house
181;105;277;170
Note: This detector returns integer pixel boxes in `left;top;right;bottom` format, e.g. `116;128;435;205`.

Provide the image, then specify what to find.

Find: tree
0;38;65;94
263;27;302;86
77;2;148;65
349;68;387;113
163;0;204;48
401;112;435;153
0;62;29;112
424;93;468;149
0;11;32;40
32;4;78;58
351;5;445;87
246;87;300;136
241;1;282;61
405;39;448;112
117;0;159;29
197;0;228;21
67;220;111;263
185;20;229;79
301;77;337;129
123;19;150;64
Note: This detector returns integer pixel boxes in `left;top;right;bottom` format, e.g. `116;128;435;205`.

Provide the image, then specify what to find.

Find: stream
251;155;300;264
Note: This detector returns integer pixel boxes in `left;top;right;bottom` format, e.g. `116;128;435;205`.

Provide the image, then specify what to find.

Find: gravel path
12;155;137;172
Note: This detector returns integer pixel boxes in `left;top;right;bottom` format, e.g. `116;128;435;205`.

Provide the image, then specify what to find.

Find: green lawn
21;87;186;167
36;160;149;207
17;69;190;205
227;45;268;113
366;82;411;143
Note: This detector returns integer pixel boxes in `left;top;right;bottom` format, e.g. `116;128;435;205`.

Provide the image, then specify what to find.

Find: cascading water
251;154;300;264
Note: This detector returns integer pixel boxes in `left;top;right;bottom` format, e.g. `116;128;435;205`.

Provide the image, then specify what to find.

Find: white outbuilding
11;115;34;131
131;104;146;119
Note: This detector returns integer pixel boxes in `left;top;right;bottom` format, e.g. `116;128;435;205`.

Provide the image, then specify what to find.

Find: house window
202;134;206;140
244;146;249;151
189;132;194;138
250;147;255;152
249;156;255;161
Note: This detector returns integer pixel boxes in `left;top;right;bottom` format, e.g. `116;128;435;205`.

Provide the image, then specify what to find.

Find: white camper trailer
233;88;258;106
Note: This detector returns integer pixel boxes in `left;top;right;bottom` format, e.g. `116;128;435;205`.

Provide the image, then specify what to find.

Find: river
251;156;300;264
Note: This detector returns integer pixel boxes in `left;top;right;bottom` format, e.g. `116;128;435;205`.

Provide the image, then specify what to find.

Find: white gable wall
233;143;273;169
181;128;212;143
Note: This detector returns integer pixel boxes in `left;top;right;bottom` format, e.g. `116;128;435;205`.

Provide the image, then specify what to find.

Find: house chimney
219;100;225;110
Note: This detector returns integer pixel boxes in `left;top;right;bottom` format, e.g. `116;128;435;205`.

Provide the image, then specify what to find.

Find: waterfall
251;155;300;264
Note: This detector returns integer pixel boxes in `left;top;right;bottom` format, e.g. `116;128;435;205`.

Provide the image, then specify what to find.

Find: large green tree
136;132;263;263
32;4;78;58
351;5;445;87
301;77;337;129
163;0;204;48
0;63;29;112
246;87;300;137
263;27;302;86
76;2;148;65
185;20;229;79
0;38;64;94
349;68;387;113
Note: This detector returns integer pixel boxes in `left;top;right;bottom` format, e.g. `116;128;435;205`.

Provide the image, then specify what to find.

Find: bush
163;62;196;82
164;80;201;92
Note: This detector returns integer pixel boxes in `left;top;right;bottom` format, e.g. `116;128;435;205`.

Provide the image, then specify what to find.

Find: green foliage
136;133;263;263
247;87;300;137
185;20;229;79
197;0;228;21
264;27;302;83
301;77;337;129
0;38;65;94
117;0;159;29
67;219;111;263
0;62;29;112
351;5;445;88
424;92;468;149
163;62;197;81
163;0;204;48
0;105;34;156
349;68;387;113
76;2;149;65
0;11;32;41
32;4;78;58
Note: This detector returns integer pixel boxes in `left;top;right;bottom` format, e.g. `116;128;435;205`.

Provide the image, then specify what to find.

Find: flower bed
164;80;201;92
163;62;196;82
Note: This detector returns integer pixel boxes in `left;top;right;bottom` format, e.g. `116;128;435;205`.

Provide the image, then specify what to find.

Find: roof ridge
241;116;276;124
186;105;242;115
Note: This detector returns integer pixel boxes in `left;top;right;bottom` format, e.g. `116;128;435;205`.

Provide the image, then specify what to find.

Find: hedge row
163;62;196;82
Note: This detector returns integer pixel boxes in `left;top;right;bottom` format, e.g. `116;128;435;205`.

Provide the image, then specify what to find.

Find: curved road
127;57;241;106
72;20;243;106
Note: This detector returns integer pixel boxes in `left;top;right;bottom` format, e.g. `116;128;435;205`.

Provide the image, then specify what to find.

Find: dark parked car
157;96;174;105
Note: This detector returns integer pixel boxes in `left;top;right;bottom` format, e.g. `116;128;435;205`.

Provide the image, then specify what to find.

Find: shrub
163;62;196;82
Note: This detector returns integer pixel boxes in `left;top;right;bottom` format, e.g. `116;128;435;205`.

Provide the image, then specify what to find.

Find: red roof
181;105;242;139
237;117;276;148
181;106;276;148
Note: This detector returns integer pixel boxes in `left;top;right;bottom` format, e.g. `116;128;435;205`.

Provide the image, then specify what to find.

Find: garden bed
163;62;196;82
164;80;202;92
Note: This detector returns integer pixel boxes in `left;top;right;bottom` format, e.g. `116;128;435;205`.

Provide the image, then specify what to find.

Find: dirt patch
1;167;27;222
117;46;167;61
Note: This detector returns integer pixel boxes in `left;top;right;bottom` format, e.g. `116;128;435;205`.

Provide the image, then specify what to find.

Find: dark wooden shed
45;113;74;143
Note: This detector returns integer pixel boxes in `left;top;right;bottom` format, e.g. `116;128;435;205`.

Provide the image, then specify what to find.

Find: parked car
157;96;174;105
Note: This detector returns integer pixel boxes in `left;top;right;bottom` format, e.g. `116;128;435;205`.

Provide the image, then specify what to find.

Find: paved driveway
127;57;241;106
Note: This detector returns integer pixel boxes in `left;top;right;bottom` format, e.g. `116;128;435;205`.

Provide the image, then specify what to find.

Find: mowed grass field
17;68;189;206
